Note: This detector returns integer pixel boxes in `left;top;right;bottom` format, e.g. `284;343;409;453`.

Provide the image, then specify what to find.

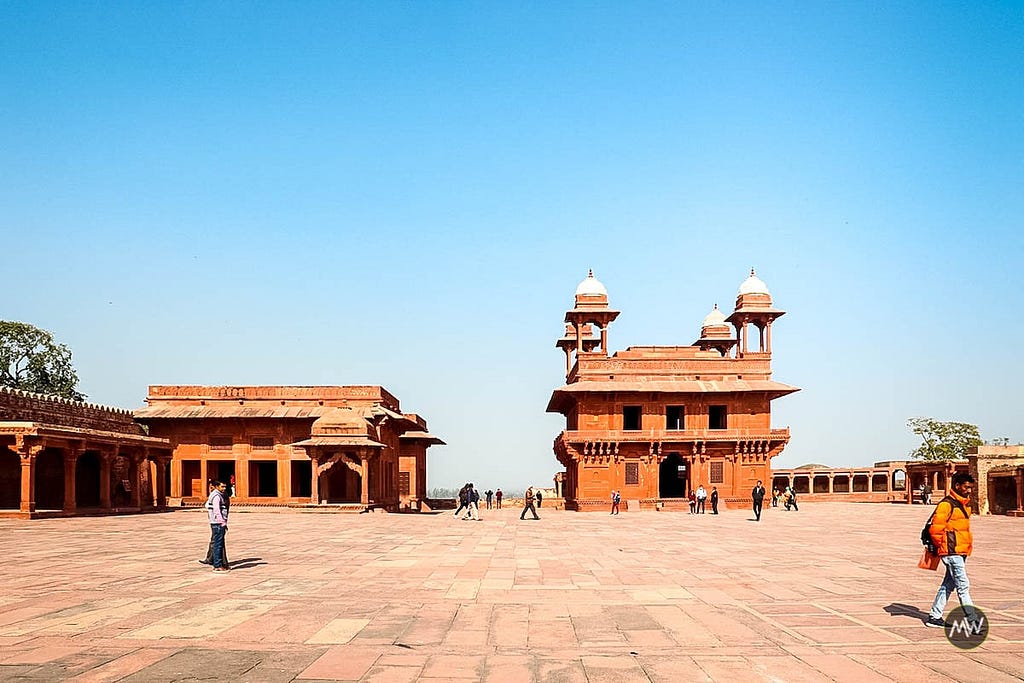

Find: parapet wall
0;386;144;434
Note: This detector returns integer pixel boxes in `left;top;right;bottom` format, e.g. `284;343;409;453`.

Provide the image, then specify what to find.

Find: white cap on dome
702;304;727;327
575;269;608;297
738;268;770;296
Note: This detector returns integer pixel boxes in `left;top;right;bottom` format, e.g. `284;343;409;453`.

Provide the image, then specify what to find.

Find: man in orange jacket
925;471;977;628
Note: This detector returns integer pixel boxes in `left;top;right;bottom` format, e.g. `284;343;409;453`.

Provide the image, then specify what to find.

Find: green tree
0;321;85;401
907;417;982;460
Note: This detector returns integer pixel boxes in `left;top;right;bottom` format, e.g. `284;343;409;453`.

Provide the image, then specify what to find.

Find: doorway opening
659;452;688;498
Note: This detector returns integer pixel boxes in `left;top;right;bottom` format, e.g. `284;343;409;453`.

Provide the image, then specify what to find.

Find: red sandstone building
133;385;444;511
0;387;173;518
548;270;799;511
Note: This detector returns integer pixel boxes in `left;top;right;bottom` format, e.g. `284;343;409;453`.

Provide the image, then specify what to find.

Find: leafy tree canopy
907;417;982;461
0;321;85;401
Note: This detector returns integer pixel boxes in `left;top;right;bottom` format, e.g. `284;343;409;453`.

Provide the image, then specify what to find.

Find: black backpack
920;496;968;553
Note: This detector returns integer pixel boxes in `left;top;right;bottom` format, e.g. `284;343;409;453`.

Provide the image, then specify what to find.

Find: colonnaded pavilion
0;384;444;518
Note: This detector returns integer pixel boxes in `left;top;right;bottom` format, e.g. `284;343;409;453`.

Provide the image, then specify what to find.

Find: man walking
926;472;977;628
454;483;470;518
710;486;719;515
495;488;503;509
696;484;707;514
610;489;620;515
485;489;493;509
535;490;543;507
751;480;766;521
520;486;540;520
207;479;230;573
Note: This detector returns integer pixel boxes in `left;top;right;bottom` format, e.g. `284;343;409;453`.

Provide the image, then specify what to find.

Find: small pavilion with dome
547;269;799;511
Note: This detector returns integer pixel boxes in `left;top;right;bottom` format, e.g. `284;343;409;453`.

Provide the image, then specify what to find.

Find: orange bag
918;549;940;570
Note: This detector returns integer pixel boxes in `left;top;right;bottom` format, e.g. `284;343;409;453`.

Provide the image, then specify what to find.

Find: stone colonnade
5;434;172;516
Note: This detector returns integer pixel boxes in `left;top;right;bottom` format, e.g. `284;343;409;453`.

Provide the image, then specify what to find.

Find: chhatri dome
575;269;608;297
702;304;728;327
738;268;770;296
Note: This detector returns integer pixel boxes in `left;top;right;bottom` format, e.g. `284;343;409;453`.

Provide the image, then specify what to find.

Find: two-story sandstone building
548;270;798;511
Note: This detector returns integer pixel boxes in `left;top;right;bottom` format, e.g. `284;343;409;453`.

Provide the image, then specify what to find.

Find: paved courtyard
0;502;1021;682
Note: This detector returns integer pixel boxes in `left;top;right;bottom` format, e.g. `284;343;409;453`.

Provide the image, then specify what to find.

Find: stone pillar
128;452;142;509
867;473;874;493
99;449;114;509
1015;471;1024;513
154;456;170;508
63;443;82;513
765;319;773;354
18;439;39;514
360;453;370;506
199;459;209;497
310;453;320;504
828;473;834;493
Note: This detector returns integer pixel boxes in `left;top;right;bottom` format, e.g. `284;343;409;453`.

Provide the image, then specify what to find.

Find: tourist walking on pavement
536;490;543;507
520;486;540;520
485;489;493;509
466;483;481;521
710;486;719;515
495;488;503;509
200;479;230;568
696;484;707;514
207;479;230;573
454;484;470;518
610;489;620;514
771;487;780;507
688;489;696;514
751;480;766;521
926;472;978;628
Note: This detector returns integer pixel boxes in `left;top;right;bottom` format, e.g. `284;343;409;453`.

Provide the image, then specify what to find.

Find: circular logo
944;606;989;649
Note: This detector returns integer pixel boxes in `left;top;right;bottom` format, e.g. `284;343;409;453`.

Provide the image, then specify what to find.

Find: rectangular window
399;471;410;496
625;462;639;485
709;405;728;430
710;461;724;483
666;406;684;430
251;436;275;450
623;405;642;431
209;435;233;450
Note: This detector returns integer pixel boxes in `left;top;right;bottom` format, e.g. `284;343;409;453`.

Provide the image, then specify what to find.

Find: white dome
702;304;727;327
575;269;607;297
738;268;770;296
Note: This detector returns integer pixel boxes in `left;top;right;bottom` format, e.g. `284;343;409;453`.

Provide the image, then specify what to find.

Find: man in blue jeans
207;479;230;573
925;472;976;627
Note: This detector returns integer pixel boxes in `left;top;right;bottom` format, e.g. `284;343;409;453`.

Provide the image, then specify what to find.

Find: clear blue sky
3;2;1021;489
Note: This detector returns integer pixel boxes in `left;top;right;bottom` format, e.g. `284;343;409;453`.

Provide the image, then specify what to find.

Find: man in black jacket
751;480;766;521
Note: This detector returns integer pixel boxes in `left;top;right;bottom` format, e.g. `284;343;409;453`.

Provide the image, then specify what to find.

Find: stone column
828;473;834;494
128;452;142;509
18;438;39;514
309;453;320;504
99;449;113;509
765;319;773;354
360;453;370;506
63;443;82;514
867;473;874;493
153;456;170;508
1015;471;1024;513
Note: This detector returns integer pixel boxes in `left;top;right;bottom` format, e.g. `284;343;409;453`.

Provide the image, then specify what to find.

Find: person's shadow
228;557;266;570
884;603;929;622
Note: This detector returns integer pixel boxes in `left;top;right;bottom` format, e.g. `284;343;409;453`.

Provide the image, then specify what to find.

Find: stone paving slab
0;502;1021;681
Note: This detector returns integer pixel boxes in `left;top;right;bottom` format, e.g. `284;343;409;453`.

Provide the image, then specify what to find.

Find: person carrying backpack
924;472;978;628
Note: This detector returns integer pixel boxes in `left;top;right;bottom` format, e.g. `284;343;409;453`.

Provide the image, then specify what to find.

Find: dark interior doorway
659;452;688;498
75;451;101;507
0;449;20;509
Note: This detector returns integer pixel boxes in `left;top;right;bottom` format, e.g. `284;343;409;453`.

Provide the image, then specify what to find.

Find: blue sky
3;2;1022;489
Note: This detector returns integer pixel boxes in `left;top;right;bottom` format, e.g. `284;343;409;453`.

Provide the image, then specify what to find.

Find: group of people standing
686;485;719;514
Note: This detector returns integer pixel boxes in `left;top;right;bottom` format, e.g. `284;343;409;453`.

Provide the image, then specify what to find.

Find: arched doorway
35;448;64;510
659;452;688;498
75;451;102;508
324;459;362;503
0;448;19;509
